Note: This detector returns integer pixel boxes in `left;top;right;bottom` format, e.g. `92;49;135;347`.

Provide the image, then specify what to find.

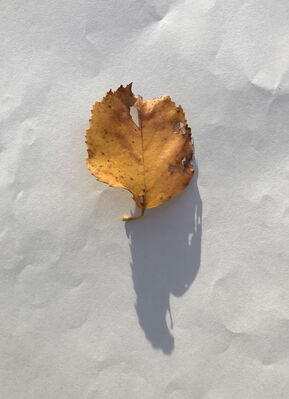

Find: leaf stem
122;206;145;221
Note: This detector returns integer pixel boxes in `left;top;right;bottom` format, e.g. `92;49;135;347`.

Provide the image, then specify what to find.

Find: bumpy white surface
1;0;289;398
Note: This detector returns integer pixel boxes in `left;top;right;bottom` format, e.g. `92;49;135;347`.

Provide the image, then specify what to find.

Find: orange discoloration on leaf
86;84;194;220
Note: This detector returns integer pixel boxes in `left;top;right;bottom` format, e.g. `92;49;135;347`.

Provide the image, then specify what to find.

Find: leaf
86;83;194;220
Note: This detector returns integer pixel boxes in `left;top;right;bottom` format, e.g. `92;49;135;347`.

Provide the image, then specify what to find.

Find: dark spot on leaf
168;164;176;173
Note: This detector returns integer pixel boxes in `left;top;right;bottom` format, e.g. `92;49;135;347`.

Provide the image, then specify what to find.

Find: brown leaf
86;83;194;220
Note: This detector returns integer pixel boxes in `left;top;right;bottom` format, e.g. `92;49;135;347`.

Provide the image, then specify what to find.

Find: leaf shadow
125;163;202;354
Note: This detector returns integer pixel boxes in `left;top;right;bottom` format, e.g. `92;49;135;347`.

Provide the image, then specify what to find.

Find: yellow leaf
86;84;194;220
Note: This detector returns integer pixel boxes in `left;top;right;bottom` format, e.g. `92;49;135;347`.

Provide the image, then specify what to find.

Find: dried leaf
86;84;194;220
